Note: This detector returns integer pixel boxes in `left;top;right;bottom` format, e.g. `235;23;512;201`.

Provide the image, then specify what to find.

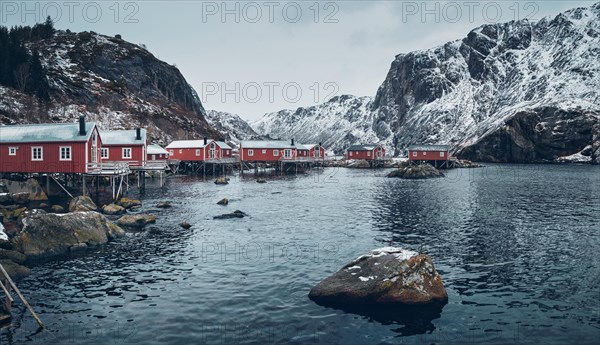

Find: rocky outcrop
213;210;247;219
117;214;156;228
156;201;171;209
118;198;142;209
11;211;125;259
102;204;126;215
68;196;98;212
0;179;48;202
205;109;262;142
217;198;229;206
214;177;229;185
347;160;371;169
387;164;444;179
309;247;448;306
0;259;31;279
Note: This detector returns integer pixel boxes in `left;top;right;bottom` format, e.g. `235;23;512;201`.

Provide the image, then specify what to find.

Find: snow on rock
205;109;262;143
309;247;447;306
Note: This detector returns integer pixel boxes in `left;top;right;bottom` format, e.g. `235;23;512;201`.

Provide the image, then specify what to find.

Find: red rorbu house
0;116;104;174
147;144;169;161
296;143;326;160
346;144;385;161
239;140;297;162
166;138;232;161
99;129;147;169
407;145;450;168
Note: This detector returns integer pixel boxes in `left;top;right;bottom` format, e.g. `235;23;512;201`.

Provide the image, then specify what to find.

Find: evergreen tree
27;50;50;100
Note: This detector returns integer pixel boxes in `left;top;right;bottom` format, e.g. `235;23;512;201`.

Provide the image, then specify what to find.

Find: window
367;151;371;157
152;155;156;160
284;149;292;158
273;149;279;156
170;150;174;155
440;152;445;157
412;151;417;157
423;152;427;156
349;151;353;157
8;147;17;156
248;149;254;156
262;149;267;154
60;146;72;161
196;149;201;156
101;148;109;159
32;147;43;161
122;148;132;159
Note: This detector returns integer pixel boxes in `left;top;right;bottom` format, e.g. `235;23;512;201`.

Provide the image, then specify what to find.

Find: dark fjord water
2;164;599;345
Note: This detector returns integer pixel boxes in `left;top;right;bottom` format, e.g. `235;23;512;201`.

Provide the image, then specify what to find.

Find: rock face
387;164;445;179
309;247;448;306
69;196;98;212
117;214;156;228
205;109;262;142
253;4;600;163
0;29;220;144
217;198;229;206
12;211;125;259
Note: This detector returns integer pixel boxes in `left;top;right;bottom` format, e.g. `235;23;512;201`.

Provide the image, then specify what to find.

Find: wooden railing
87;162;131;175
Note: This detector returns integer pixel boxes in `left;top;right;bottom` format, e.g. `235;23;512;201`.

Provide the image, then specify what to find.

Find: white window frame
31;147;43;161
412;151;417;157
440;151;445;157
284;149;292;158
9;147;17;156
59;146;72;161
122;147;132;159
170;150;174;156
248;149;254;156
423;151;427;156
262;149;267;154
196;149;201;156
367;151;371;157
349;151;353;157
273;149;279;156
101;147;109;159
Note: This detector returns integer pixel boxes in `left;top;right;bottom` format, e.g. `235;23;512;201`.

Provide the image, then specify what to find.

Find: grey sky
1;1;596;121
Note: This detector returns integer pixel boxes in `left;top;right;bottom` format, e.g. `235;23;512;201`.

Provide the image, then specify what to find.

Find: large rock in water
387;164;444;179
347;160;371;169
309;247;448;306
69;196;98;212
12;211;125;259
117;214;156;228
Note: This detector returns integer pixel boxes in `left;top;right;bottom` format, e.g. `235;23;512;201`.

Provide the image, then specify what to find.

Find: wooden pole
0;264;45;329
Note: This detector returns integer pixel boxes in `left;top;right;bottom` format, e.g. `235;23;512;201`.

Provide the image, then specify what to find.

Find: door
91;132;98;165
377;147;382;159
284;149;292;159
209;143;216;159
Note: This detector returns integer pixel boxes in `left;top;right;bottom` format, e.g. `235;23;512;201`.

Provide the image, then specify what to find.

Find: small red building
99;129;147;168
240;140;297;162
147;144;169;161
407;145;450;162
346;144;385;161
297;143;325;160
166;138;231;161
0;116;102;174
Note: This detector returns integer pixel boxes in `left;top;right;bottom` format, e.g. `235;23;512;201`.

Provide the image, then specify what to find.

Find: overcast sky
1;1;596;121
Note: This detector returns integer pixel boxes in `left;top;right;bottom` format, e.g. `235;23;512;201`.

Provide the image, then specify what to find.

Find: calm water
2;165;599;345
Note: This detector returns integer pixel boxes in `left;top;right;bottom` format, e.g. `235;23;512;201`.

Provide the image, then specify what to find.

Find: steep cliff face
254;3;600;163
0;30;219;145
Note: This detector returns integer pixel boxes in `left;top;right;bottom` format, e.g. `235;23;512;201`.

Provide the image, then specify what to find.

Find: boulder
0;249;27;264
11;192;30;205
217;198;229;206
117;214;157;228
213;210;247;219
156;201;171;208
0;222;9;249
387;164;444;179
118;198;142;209
69;196;98;212
309;247;448;306
0;259;31;279
1;207;27;220
102;204;126;215
11;211;125;259
214;177;229;185
256;179;267;184
179;221;192;229
347;160;371;169
0;178;48;201
50;205;65;213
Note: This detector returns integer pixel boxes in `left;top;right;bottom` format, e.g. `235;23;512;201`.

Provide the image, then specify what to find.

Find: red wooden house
99;129;147;168
346;144;385;161
166;138;231;161
0;116;102;174
407;145;450;166
297;143;325;160
147;144;169;161
239;140;297;162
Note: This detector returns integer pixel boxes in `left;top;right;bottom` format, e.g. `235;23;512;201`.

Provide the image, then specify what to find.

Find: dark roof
407;145;450;152
347;144;381;151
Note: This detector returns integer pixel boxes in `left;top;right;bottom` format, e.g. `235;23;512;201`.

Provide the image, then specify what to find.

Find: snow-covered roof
147;144;169;155
347;144;381;151
215;141;232;149
100;129;146;146
240;140;296;149
0;122;96;143
407;145;450;152
300;144;320;150
166;140;206;149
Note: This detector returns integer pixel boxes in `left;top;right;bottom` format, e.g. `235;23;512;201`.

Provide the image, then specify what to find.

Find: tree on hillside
27;50;50;101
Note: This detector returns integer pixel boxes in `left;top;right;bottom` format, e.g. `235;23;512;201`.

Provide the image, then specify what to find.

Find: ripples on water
2;165;599;344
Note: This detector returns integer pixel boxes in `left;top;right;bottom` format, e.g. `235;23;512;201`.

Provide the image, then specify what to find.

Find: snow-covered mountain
254;3;600;163
205;109;262;142
0;29;220;145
